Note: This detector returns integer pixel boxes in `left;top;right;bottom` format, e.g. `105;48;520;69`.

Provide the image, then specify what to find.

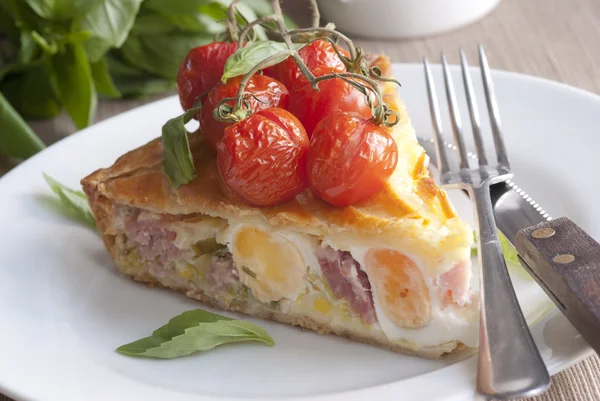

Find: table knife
419;137;600;355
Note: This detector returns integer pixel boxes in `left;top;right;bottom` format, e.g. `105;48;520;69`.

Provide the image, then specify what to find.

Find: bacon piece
317;246;377;324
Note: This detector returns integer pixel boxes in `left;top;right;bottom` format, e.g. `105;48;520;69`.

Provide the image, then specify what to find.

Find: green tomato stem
270;0;318;86
226;0;241;43
237;15;278;48
309;0;320;27
233;51;290;110
222;0;399;128
313;72;387;124
288;27;356;61
215;51;291;122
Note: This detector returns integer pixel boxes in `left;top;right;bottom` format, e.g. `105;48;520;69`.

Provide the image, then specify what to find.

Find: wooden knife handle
515;217;600;355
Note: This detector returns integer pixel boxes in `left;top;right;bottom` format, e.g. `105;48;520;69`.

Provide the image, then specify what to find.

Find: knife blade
419;136;600;355
417;136;551;245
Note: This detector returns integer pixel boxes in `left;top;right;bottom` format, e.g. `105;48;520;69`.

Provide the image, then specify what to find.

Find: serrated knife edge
418;136;551;247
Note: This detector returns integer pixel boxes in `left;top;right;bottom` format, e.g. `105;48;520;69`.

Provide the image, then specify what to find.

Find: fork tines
423;46;511;179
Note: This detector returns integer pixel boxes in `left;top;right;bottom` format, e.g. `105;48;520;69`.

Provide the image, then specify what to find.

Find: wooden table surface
3;0;600;400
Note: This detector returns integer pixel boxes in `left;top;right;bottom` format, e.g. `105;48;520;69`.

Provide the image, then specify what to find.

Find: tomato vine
216;0;401;128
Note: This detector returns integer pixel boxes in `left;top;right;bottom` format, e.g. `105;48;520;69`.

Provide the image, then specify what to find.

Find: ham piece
317;246;377;324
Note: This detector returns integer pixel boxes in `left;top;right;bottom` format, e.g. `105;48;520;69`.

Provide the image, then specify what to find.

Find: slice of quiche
82;55;477;359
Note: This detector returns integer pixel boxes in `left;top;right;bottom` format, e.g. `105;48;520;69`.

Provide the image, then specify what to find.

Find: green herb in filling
191;238;227;256
241;266;257;279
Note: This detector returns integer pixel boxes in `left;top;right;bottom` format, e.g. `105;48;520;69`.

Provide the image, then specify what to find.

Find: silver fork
424;46;550;399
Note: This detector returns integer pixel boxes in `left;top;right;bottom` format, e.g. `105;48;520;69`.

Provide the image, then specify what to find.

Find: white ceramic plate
0;64;595;401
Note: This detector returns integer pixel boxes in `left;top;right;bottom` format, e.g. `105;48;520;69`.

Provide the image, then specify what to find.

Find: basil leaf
104;52;145;77
0;0;17;17
24;0;101;21
209;0;266;14
161;106;200;187
142;0;265;36
143;0;208;15
18;31;38;63
214;0;295;30
153;309;234;340
5;0;47;32
222;41;296;82
194;2;227;20
0;92;45;159
139;321;274;359
78;0;143;62
123;310;234;354
240;0;270;16
131;13;175;35
120;32;212;79
90;58;121;98
499;231;534;281
150;1;262;37
105;52;175;97
113;75;175;98
116;309;274;359
0;3;19;44
43;173;96;228
498;231;519;266
66;30;92;44
472;230;531;280
206;1;267;39
0;61;62;120
234;2;267;40
52;42;96;129
21;0;54;19
165;12;225;34
31;31;57;54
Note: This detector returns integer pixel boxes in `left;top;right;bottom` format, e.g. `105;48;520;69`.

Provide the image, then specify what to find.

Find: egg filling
112;205;478;352
229;225;306;303
365;249;431;329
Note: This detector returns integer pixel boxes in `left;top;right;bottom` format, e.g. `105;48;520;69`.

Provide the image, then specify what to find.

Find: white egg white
218;220;320;303
217;219;478;348
323;239;479;348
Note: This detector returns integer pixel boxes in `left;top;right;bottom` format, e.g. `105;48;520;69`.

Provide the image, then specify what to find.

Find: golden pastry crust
82;55;458;242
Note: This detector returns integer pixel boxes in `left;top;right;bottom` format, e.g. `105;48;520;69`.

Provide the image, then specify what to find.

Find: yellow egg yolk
233;226;306;303
365;249;431;328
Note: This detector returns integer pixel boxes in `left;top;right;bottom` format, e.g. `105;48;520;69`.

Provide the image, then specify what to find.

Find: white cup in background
317;0;501;39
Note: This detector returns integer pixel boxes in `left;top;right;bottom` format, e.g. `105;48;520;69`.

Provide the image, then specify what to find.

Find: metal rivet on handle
553;254;575;264
532;227;556;239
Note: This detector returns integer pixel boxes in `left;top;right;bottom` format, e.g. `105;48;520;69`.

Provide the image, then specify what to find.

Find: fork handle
470;184;550;399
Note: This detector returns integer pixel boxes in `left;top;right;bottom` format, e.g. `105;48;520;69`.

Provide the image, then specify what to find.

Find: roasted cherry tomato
307;112;398;207
177;42;238;112
288;66;373;137
217;108;309;207
200;74;290;147
264;40;348;89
